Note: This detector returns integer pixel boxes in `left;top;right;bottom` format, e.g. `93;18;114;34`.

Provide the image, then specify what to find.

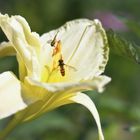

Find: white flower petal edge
70;92;104;140
29;75;111;93
0;72;27;119
22;75;111;104
0;42;16;57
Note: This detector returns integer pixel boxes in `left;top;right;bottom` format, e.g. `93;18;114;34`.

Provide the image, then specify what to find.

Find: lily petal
22;75;111;104
0;41;16;57
14;15;41;56
0;13;41;79
0;14;32;66
16;54;27;81
11;75;110;121
29;75;111;93
70;92;104;140
0;71;27;119
0;42;28;81
41;19;109;81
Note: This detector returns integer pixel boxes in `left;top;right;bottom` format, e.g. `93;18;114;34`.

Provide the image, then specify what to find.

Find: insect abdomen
60;67;65;76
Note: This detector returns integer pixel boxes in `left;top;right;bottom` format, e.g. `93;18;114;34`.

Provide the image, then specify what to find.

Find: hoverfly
58;55;77;77
58;56;65;76
47;31;62;56
49;31;59;47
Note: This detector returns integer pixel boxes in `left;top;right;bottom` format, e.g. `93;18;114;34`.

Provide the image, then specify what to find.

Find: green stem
0;115;23;140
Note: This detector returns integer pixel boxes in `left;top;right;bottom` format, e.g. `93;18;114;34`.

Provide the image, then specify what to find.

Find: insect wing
65;64;77;72
47;39;53;44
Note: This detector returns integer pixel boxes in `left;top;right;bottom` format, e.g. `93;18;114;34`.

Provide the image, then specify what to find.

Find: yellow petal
70;92;104;140
0;42;27;82
0;71;27;119
31;76;111;119
14;15;41;55
0;13;41;79
0;41;16;57
16;54;27;81
0;76;110;131
13;75;110;121
28;75;110;94
0;14;31;64
41;19;109;82
22;75;110;105
2;45;40;82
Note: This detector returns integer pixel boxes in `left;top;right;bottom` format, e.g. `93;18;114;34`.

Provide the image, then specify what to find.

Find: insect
50;32;59;47
47;31;59;47
58;55;77;77
48;32;62;56
58;56;65;76
49;33;77;77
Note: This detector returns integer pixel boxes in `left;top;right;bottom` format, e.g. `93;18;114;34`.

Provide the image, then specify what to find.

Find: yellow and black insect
58;55;77;77
58;56;65;76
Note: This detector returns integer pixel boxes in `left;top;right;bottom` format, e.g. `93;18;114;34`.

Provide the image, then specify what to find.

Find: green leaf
125;20;140;38
106;30;140;64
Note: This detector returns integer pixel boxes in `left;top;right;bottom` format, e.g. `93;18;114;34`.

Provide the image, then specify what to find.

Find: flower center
41;33;77;83
43;35;68;82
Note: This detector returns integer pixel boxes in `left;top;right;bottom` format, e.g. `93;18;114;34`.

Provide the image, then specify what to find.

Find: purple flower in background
95;11;128;31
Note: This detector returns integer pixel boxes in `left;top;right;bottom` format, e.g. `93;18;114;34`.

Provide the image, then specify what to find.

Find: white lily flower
0;13;111;140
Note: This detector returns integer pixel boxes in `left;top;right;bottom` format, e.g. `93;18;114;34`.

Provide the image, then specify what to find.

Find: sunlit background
0;0;140;140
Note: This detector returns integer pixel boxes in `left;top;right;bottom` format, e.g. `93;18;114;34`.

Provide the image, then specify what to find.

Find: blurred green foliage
0;0;140;140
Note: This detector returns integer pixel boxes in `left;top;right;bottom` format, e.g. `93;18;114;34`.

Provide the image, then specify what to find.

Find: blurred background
0;0;140;140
